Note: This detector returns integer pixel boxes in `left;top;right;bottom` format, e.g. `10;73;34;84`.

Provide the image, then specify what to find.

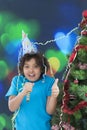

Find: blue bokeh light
54;31;77;55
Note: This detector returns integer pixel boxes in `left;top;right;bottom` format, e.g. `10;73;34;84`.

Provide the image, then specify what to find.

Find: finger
54;78;59;85
30;82;34;87
52;79;59;89
52;89;59;92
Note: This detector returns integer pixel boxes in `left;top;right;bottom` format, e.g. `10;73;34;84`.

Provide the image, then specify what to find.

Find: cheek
23;69;27;74
37;69;41;75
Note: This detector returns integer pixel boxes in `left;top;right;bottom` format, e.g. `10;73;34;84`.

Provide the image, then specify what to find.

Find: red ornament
64;80;68;83
81;29;87;36
82;10;87;18
79;10;87;28
78;62;87;70
74;79;78;84
85;93;87;97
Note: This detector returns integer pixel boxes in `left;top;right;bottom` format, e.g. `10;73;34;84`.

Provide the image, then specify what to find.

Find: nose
29;67;33;72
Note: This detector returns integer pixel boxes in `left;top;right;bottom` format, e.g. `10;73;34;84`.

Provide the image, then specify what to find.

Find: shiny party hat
18;30;38;63
22;30;38;55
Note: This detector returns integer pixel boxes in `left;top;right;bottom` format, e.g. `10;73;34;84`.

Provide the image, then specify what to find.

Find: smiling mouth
28;74;35;77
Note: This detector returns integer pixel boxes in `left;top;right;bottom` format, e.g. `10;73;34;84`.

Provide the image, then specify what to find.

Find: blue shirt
5;75;55;130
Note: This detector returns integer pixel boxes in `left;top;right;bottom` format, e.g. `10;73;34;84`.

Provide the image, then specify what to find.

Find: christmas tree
51;10;87;130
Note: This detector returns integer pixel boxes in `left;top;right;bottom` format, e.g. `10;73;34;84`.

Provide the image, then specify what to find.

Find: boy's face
23;58;41;82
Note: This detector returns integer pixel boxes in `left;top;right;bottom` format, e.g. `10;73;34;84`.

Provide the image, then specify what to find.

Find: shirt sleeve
5;76;18;99
46;77;55;96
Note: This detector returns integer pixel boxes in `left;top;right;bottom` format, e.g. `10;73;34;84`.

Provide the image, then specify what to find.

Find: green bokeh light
0;114;12;130
0;60;9;80
5;21;29;40
1;33;10;48
27;19;40;38
0;115;6;130
0;12;14;30
5;20;40;40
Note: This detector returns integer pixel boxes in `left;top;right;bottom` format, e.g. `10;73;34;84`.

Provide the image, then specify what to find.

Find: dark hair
18;53;50;76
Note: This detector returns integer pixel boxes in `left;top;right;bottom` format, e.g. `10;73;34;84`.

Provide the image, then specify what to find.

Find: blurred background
0;0;87;129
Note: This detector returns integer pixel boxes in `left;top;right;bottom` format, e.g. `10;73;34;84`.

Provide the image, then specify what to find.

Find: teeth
29;74;34;76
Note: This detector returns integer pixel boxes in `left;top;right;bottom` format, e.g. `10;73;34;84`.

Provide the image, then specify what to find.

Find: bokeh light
0;114;12;130
45;49;68;73
0;60;9;80
48;57;60;74
54;32;75;55
0;115;6;130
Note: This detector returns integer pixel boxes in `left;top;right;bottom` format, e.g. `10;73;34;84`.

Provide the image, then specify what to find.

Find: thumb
54;78;59;85
52;79;59;88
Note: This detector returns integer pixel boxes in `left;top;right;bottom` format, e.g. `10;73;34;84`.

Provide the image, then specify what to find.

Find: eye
24;65;29;69
34;64;39;68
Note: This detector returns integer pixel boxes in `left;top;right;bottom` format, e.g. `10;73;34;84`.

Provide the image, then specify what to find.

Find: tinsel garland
69;44;87;63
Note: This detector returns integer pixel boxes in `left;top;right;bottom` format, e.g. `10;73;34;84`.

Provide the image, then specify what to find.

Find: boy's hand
51;79;59;98
22;82;34;96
